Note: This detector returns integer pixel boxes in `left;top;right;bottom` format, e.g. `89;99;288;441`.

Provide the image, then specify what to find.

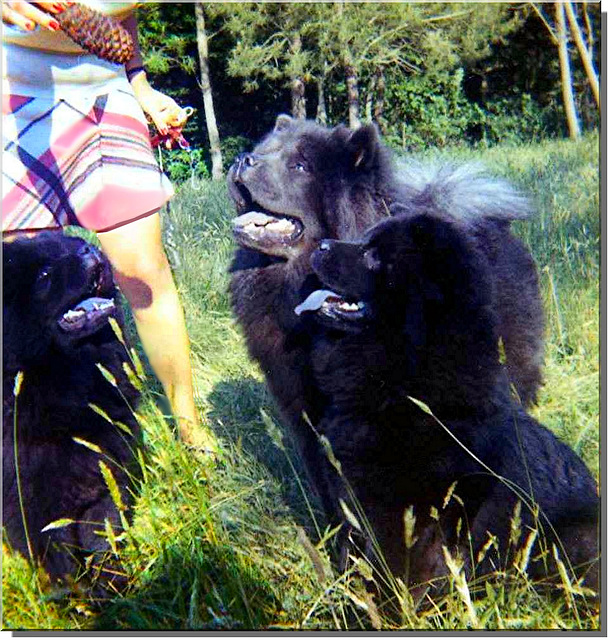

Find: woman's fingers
146;100;179;136
148;109;169;136
35;2;73;13
1;1;66;30
1;2;36;30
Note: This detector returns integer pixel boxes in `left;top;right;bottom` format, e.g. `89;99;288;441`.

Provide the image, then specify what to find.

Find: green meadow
2;133;600;631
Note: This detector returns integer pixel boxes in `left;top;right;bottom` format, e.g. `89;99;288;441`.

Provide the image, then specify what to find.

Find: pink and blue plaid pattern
2;90;173;233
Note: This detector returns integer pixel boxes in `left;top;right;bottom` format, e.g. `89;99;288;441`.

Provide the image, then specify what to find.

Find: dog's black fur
228;115;544;515
302;211;598;595
3;232;141;592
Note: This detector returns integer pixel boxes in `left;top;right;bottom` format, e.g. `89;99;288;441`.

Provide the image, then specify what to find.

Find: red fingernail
24;21;35;31
49;19;60;31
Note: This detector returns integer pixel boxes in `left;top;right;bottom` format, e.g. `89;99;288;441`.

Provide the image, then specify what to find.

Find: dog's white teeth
338;301;360;312
244;222;265;237
239;211;275;226
63;309;86;322
92;300;112;312
242;217;296;235
246;210;270;218
266;219;295;233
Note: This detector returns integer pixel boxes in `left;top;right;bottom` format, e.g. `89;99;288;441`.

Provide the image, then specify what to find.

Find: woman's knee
97;212;174;310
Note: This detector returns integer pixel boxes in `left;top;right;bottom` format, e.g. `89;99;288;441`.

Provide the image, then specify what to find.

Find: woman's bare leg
97;211;215;450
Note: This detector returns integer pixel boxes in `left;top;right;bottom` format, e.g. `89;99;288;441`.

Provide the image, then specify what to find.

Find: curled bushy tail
396;160;532;223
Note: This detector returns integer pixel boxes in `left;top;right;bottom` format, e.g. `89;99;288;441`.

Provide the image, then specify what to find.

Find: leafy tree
212;3;314;118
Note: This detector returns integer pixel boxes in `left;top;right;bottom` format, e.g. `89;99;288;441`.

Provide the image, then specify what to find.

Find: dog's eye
363;248;381;272
292;162;309;173
34;267;53;296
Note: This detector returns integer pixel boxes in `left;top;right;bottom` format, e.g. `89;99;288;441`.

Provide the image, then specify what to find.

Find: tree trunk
195;2;223;180
365;74;375;122
291;78;307;119
555;2;581;139
346;62;360;130
290;33;307;119
581;2;594;56
374;69;387;134
564;1;599;110
316;75;327;125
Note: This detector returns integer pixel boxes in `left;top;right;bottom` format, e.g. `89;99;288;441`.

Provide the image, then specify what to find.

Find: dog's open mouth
295;289;368;323
229;181;305;257
58;297;116;336
233;211;304;256
58;263;116;337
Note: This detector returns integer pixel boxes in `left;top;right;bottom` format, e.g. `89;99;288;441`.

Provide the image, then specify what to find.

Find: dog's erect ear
329;123;351;147
274;114;293;133
346;124;381;171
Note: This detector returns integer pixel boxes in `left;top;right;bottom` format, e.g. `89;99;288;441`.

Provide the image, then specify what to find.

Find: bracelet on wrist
126;66;145;82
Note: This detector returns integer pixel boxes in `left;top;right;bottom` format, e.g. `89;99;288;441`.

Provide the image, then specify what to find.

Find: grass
2;132;600;630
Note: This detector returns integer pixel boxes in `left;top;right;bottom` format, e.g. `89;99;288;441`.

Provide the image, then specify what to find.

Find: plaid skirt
2;89;174;233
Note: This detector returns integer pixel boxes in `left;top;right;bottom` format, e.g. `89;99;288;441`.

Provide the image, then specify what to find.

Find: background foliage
136;2;599;169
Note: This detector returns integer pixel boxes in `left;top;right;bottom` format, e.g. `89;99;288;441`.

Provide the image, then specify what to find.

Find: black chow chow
298;211;598;596
227;115;544;512
3;232;141;592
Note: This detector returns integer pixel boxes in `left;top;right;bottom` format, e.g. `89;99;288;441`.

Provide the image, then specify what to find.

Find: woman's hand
1;1;71;31
130;72;189;149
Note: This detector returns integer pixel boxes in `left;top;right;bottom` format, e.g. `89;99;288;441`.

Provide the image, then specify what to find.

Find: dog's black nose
242;153;258;168
78;242;102;260
77;242;93;256
231;152;258;183
77;242;104;271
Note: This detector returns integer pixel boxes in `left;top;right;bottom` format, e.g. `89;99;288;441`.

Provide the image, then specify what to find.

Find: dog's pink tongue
294;290;338;316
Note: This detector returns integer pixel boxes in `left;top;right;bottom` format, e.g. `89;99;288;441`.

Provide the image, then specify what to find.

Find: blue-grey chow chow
3;232;140;593
227;115;545;523
299;211;598;597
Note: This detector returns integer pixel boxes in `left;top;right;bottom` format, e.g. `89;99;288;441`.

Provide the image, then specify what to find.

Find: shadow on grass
90;377;329;631
92;539;278;631
206;376;328;539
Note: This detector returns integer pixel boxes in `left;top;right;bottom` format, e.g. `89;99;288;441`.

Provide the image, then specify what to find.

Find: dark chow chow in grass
3;232;141;593
297;211;598;597
227;115;544;512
